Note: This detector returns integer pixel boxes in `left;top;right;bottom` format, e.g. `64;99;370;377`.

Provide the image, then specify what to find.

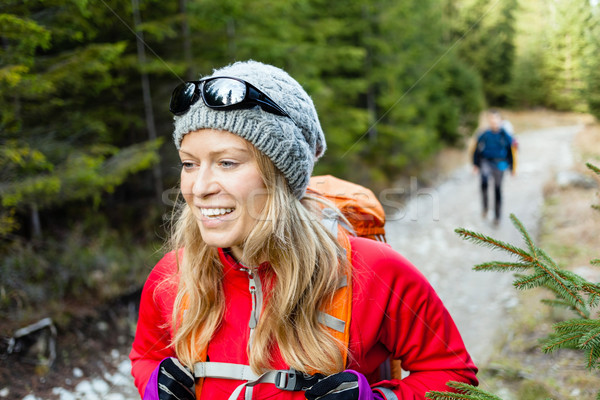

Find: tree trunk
226;18;237;60
179;0;194;80
362;5;377;141
30;203;41;238
132;0;164;204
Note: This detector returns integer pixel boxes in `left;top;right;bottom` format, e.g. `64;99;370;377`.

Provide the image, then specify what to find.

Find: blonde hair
169;143;348;375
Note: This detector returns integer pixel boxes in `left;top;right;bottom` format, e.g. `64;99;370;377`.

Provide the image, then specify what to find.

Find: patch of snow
51;387;76;400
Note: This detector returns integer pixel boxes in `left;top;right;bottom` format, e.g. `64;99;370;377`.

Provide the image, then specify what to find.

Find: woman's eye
181;162;196;170
219;160;237;168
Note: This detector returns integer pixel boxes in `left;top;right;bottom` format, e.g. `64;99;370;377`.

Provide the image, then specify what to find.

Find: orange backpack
306;175;386;242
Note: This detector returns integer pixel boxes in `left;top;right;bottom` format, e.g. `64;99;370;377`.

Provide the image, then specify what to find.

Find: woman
130;60;478;400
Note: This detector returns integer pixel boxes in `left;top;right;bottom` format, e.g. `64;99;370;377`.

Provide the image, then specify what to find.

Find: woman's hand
143;357;195;400
304;370;384;400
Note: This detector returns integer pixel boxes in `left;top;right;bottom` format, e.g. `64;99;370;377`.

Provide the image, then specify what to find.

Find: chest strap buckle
274;369;323;391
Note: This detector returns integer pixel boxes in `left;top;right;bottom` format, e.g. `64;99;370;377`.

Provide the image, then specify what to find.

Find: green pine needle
473;261;531;272
513;271;547;290
509;213;537;255
426;381;504;400
542;333;583;353
455;228;531;260
579;327;600;349
553;319;600;333
585;346;600;370
587;162;600;176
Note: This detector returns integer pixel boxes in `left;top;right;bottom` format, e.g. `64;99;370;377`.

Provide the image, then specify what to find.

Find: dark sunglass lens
170;82;197;115
203;78;247;107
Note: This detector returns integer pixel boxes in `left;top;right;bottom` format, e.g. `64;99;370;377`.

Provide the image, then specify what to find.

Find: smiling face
179;129;268;260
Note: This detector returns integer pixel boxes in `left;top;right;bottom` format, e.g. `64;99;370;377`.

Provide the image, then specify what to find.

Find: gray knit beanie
173;60;326;198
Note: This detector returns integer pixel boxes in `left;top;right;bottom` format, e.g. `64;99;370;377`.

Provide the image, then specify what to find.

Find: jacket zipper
241;267;263;348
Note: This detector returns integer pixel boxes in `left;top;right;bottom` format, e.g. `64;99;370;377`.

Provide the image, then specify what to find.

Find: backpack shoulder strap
318;227;353;368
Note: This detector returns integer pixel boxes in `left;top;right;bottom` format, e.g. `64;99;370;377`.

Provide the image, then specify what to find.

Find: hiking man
473;109;516;225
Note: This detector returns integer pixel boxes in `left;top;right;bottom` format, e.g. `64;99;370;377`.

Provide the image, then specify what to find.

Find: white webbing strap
193;362;315;400
316;274;348;333
226;370;283;400
321;208;339;236
321;207;356;237
318;312;346;333
194;361;259;381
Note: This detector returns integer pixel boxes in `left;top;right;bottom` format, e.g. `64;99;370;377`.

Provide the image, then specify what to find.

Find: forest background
1;0;600;353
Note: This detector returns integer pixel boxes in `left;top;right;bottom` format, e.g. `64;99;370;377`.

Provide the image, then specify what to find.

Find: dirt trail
385;122;583;367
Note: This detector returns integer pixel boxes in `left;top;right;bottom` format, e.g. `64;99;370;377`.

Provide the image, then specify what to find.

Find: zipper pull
248;271;258;329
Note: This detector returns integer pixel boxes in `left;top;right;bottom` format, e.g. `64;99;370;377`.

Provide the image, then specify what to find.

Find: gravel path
385;123;583;367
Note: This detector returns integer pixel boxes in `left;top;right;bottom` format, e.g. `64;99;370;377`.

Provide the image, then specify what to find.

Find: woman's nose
192;166;220;198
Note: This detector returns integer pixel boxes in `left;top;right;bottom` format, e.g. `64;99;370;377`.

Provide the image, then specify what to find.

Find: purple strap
345;370;385;400
142;362;161;400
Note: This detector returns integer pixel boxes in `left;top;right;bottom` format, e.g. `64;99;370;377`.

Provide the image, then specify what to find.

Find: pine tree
427;164;600;399
455;0;517;106
0;1;164;237
582;3;600;120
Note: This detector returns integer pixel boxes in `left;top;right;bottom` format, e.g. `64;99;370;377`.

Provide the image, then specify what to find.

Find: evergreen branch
586;346;600;370
513;271;547;290
582;283;600;308
587;162;600;176
581;283;600;295
542;333;583;353
455;228;531;260
509;214;537;255
458;223;585;310
531;258;586;309
473;261;532;272
579;327;600;349
553;319;600;333
537;275;590;318
554;267;591;287
425;393;478;400
426;381;503;400
536;246;563;272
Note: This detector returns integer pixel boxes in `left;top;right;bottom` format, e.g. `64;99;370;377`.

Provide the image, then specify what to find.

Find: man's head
487;109;503;132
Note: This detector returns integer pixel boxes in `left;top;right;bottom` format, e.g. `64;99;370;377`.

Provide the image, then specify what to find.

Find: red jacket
130;236;478;399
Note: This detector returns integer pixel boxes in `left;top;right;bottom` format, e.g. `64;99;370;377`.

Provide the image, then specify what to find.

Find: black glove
143;357;196;400
304;370;384;400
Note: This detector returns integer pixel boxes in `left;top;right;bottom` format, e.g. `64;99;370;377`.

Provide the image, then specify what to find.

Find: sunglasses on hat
169;77;293;121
